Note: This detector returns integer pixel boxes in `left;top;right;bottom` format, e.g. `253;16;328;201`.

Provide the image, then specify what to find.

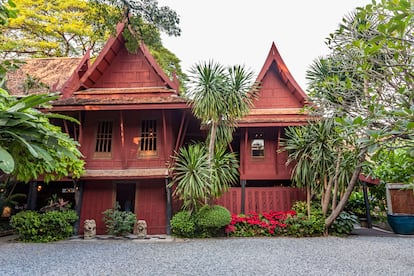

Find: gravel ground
0;236;413;276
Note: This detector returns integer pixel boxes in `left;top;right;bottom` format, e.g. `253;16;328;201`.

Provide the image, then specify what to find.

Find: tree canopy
286;0;413;229
0;0;185;82
0;0;85;183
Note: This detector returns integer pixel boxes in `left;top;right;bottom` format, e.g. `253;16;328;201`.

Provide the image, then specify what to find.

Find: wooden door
136;181;166;234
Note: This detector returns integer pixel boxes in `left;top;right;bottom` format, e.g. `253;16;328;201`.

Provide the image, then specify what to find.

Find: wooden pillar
362;181;372;229
241;179;246;214
74;181;85;235
162;110;168;161
120;110;126;168
27;181;38;210
165;178;172;235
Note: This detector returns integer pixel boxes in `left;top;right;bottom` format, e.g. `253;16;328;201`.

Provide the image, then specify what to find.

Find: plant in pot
373;147;414;235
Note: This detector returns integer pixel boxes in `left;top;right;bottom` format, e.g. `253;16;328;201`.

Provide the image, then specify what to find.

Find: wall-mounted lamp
37;185;42;192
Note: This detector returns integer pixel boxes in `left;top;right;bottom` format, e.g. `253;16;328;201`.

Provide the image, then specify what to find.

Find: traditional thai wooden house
7;24;310;234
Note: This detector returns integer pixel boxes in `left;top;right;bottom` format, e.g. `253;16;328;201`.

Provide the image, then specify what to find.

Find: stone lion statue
134;220;147;239
84;219;96;240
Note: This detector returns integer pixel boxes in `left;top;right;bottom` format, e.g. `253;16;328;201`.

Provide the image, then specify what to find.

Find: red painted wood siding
253;65;303;109
79;181;114;235
93;47;165;88
240;128;292;180
216;187;305;214
136;180;166;234
80;110;176;170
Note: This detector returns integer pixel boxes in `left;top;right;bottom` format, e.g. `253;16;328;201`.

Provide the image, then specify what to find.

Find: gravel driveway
0;236;413;276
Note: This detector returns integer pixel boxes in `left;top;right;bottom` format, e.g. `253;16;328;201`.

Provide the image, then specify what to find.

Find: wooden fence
215;187;306;214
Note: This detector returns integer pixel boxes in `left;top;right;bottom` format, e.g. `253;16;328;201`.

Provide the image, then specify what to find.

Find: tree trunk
208;120;217;169
307;184;311;219
206;120;217;204
324;152;342;215
325;152;366;228
322;177;334;216
332;177;339;210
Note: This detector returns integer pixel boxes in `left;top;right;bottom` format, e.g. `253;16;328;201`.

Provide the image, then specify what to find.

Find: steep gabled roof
62;22;179;98
238;42;311;127
256;42;308;104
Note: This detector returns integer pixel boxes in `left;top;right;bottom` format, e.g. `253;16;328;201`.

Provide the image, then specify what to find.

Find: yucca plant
169;143;239;213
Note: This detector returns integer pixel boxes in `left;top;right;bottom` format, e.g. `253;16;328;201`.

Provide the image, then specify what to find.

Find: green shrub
329;211;358;236
102;203;136;236
170;210;196;238
195;205;231;237
10;210;78;242
285;201;324;237
283;212;325;237
345;191;366;218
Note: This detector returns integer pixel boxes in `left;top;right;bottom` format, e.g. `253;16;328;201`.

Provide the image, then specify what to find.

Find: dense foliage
195;205;231;237
0;0;185;83
169;143;239;212
102;203;136;236
285;0;413;229
170;210;196;238
0;92;85;182
10;210;78;242
170;205;231;238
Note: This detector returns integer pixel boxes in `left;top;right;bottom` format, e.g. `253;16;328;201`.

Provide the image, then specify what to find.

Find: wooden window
139;120;157;157
94;121;113;158
251;133;264;157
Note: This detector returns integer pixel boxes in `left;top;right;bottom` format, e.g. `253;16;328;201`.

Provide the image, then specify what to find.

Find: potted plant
374;148;414;235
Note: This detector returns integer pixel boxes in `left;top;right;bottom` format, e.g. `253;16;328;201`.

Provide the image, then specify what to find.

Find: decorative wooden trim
248;108;305;115
84;168;168;178
74;87;177;95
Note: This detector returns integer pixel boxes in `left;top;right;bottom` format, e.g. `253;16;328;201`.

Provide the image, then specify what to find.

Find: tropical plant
169;143;239;212
0;91;85;182
171;62;258;212
329;211;358;236
186;62;258;167
195;205;231;237
10;209;78;242
39;194;71;213
0;176;25;215
298;0;413;229
0;0;185;83
102;202;136;236
372;146;414;185
282;118;357;219
170;210;196;238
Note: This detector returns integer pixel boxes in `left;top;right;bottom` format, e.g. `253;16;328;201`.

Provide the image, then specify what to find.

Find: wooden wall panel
93;47;164;88
217;187;305;215
253;68;302;109
215;189;242;214
79;181;114;235
390;190;414;214
136;180;166;234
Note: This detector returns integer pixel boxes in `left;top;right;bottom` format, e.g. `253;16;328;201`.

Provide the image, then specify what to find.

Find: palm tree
169;143;239;212
186;61;258;168
282;118;356;219
169;61;258;211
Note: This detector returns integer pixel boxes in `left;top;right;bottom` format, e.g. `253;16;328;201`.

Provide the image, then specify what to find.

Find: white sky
157;0;372;91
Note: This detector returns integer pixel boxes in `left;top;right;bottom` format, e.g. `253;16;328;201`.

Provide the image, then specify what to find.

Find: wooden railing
215;187;306;214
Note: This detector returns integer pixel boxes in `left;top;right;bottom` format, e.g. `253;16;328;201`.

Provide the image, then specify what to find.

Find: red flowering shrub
225;210;296;237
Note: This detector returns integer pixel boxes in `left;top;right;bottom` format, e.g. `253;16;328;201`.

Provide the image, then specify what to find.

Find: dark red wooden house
8;24;311;235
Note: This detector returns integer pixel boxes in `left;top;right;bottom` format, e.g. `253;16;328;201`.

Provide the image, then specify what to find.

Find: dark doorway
116;183;136;212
